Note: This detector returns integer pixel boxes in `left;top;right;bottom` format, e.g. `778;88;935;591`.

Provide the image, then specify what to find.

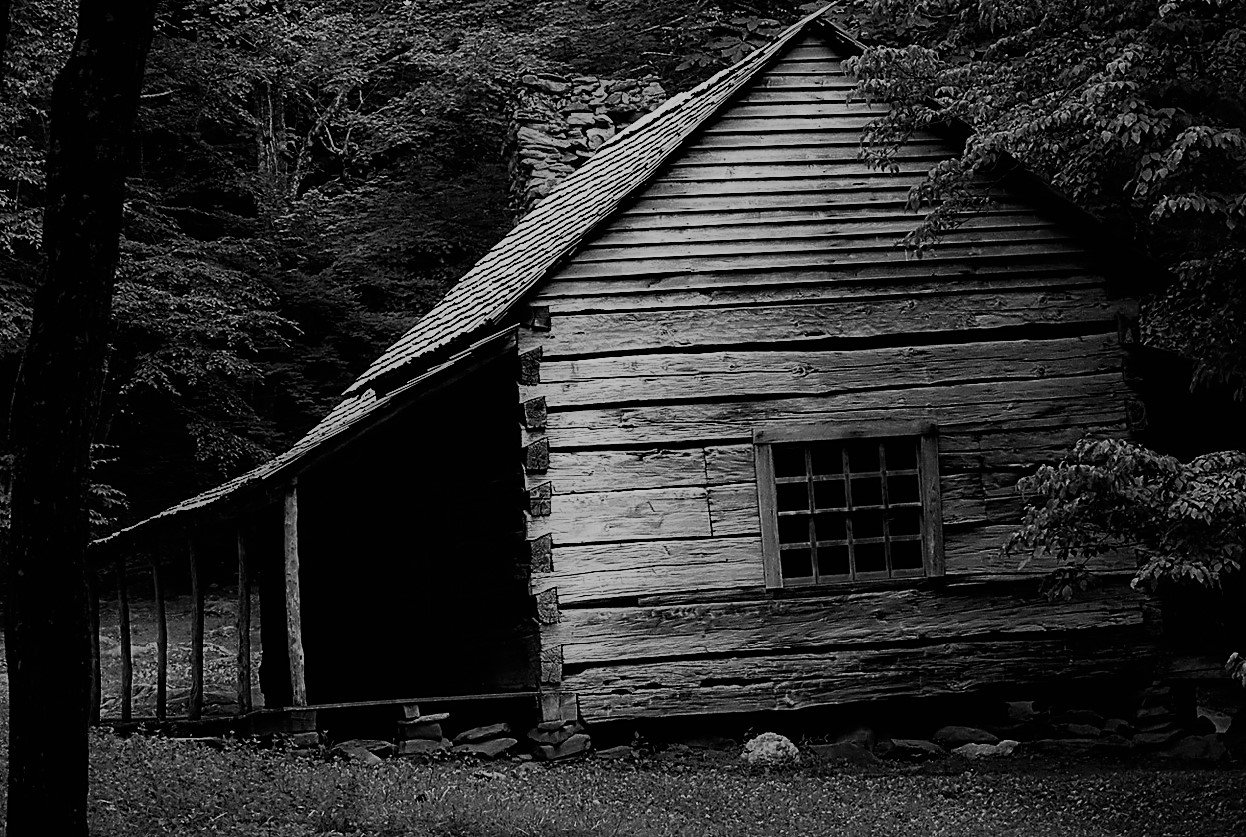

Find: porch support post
283;480;308;706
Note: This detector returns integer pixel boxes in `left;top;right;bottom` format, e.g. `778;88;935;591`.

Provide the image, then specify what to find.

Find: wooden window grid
754;421;944;589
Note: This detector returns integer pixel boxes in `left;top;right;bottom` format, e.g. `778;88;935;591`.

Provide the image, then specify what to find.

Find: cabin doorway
287;351;536;705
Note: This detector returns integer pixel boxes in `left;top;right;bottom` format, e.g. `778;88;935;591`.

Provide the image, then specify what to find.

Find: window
754;421;944;589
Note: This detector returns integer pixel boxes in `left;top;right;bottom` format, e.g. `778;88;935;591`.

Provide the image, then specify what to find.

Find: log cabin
94;7;1164;726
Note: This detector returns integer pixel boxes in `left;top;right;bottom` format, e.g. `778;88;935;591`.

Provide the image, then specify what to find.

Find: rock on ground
742;732;800;767
933;726;999;747
953;740;1019;759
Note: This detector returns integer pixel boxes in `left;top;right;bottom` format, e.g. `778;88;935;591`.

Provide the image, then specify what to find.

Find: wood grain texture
531;536;765;604
536;262;1104;305
567;632;1152;719
528;336;1122;407
283;483;308;707
553;583;1143;666
526;485;712;544
542;374;1132;448
519;291;1125;358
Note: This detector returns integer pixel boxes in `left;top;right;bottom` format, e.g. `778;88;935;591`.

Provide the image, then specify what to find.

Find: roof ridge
340;2;838;398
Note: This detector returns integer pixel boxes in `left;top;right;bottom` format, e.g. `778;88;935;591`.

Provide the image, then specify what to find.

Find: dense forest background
0;0;825;527
2;0;1243;534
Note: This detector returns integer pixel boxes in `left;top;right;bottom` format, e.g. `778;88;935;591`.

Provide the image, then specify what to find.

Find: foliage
842;0;1246;392
1009;437;1246;678
1010;438;1246;591
4;0;814;526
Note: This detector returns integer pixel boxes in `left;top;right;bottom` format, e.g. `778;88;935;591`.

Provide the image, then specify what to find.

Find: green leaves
1009;436;1245;594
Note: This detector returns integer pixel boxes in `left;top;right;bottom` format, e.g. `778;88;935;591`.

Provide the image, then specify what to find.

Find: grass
1;593;1243;835
73;735;1246;836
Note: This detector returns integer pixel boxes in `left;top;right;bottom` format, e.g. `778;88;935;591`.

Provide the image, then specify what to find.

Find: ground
1;594;1244;835
1;726;1243;837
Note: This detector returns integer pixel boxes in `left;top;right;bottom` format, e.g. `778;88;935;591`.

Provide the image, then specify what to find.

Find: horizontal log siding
523;34;1141;718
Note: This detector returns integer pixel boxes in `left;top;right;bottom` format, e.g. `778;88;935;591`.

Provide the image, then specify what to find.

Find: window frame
754;420;945;590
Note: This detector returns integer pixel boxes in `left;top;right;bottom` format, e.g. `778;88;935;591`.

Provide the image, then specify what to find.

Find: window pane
853;509;884;539
780;548;813;580
888;474;920;504
885;437;918;470
773;444;806;478
817;544;851;578
813;511;848;542
778;513;812;545
809;440;843;476
855;541;887;574
844;440;879;472
888;506;922;537
852;478;882;507
813;478;846;509
776;481;809;512
891;538;923;570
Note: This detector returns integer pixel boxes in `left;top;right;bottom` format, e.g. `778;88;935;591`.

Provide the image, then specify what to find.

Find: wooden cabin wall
294;353;534;704
520;34;1149;720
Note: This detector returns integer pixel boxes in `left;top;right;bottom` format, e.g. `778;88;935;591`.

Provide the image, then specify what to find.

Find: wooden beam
114;556;133;723
568;633;1153;720
152;564;168;721
189;540;204;720
518;291;1125;358
552;583;1143;667
520;396;548;429
523;437;550;473
528;535;554;573
283;481;308;707
518;347;542;385
236;529;252;713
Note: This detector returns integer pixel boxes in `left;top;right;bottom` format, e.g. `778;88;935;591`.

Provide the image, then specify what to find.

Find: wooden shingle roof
93;7;839;547
341;3;838;398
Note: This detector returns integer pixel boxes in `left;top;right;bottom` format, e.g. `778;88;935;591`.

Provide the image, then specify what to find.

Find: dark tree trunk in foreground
4;2;156;835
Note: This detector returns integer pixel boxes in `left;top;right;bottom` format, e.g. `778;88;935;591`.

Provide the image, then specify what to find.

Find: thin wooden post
88;573;101;725
115;556;132;722
189;540;204;720
283;481;308;706
236;529;252;713
152;564;168;721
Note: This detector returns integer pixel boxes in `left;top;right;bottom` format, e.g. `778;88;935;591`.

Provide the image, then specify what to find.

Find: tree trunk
3;2;156;835
255;77;289;203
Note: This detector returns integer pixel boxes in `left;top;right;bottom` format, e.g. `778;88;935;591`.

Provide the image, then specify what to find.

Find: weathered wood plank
945;523;1137;575
626;186;915;209
547;447;710;494
519;291;1124;358
589;218;1053;250
541;374;1132;448
527;485;712;544
553;583;1143;666
606;203;1028;230
537;271;1103;313
532;536;765;604
527;336;1122;407
555;241;1090;282
596;209;1042;240
675;143;945;165
283;482;308;707
637;177;925;200
706;115;883;133
566;633;1152;719
575;227;1067;263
